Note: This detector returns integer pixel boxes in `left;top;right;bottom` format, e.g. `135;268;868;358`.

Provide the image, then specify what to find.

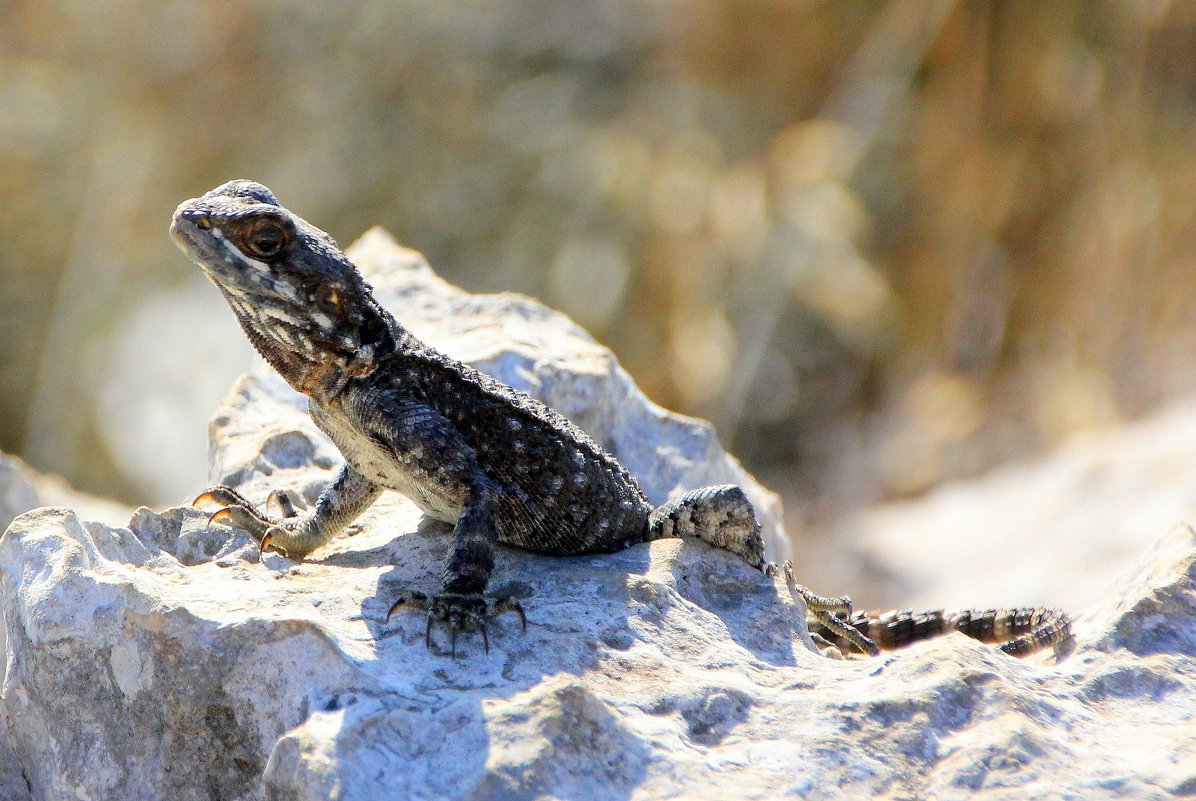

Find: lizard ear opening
358;311;395;358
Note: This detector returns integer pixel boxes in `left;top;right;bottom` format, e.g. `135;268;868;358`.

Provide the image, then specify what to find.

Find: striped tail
810;607;1072;657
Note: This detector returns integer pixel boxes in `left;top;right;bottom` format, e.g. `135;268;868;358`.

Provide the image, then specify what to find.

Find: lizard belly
312;407;464;524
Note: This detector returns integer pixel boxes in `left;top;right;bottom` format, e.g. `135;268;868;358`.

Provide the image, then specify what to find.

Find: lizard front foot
387;591;527;657
192;485;306;558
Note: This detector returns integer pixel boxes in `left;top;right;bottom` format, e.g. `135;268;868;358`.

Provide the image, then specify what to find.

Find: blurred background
4;0;1196;543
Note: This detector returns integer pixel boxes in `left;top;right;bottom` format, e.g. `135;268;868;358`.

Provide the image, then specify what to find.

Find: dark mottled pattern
172;179;1071;658
647;485;765;567
811;607;1073;656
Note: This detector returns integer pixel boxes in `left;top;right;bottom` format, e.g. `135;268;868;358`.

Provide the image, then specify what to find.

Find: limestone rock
4;490;1196;798
3;233;1195;799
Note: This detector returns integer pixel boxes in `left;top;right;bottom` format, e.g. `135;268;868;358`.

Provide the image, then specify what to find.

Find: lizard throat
234;304;356;398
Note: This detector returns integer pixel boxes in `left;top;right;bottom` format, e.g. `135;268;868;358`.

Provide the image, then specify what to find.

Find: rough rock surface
3;233;1195;800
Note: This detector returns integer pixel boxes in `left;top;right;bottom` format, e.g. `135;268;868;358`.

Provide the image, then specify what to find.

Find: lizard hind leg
647;484;766;568
647;486;881;656
767;561;880;656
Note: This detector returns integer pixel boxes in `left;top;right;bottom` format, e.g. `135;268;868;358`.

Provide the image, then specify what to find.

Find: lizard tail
645;487;1072;659
811;606;1073;657
646;484;766;569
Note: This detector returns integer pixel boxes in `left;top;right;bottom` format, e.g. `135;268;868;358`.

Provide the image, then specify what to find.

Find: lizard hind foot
768;559;880;657
387;591;527;657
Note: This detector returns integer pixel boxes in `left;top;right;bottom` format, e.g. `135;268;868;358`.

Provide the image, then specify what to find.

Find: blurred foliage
4;0;1196;518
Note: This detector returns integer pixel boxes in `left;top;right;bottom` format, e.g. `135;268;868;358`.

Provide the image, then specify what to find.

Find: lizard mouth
168;200;197;245
170;201;262;298
169;201;218;273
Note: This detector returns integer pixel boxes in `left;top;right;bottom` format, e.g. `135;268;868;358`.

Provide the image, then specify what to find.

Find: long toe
267;489;301;519
207;508;234;526
387;591;430;620
204;502;272;537
488;597;528;631
259;528;296;558
192;485;254;509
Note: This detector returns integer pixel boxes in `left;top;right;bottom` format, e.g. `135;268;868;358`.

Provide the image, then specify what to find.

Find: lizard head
170;180;395;397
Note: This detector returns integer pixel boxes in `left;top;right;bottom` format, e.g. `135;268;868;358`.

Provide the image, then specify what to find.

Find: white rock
3;502;1195;799
2;233;1194;800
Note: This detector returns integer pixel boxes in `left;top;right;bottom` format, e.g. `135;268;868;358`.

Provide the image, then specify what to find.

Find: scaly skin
172;180;1071;658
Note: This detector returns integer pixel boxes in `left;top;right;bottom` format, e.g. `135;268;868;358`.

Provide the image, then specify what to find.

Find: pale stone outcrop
2;233;1194;800
844;394;1196;613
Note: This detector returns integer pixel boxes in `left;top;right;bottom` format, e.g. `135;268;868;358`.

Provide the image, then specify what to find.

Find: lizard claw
259;529;292;558
387;591;526;657
192;490;222;509
192;485;259;511
194;486;271;531
489;596;527;632
193;484;296;558
387;591;431;620
207;508;234;526
267;489;300;520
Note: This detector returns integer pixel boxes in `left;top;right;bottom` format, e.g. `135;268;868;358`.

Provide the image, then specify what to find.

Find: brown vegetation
3;2;1195;518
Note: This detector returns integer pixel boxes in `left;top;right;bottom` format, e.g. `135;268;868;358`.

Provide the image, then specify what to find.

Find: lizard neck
235;299;401;404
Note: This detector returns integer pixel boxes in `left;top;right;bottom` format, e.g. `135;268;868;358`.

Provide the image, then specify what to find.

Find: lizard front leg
388;488;526;656
346;398;526;655
195;463;382;558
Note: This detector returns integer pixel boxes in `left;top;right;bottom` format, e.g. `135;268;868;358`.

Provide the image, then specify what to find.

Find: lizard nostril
183;209;212;230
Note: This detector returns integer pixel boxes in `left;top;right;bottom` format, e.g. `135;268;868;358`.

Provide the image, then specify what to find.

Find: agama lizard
171;180;1071;658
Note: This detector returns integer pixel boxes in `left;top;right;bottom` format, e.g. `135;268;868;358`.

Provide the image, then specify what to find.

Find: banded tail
643;484;1071;659
811;606;1072;657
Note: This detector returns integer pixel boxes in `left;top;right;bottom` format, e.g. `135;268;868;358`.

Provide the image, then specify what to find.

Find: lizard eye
242;217;292;260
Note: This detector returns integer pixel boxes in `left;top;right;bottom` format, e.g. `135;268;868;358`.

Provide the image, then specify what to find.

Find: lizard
170;179;1072;659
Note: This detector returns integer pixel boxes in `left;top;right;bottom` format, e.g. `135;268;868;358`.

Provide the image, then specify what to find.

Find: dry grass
2;1;1195;518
